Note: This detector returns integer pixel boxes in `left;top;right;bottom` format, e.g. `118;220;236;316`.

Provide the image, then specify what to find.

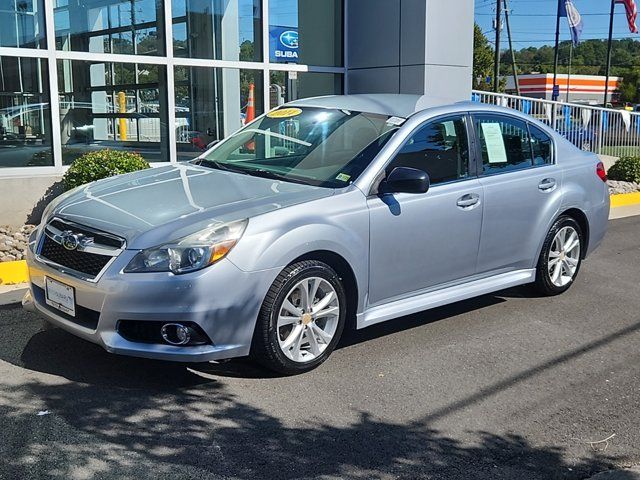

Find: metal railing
471;90;640;158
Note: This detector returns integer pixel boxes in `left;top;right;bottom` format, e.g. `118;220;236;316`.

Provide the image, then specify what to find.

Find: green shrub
62;149;150;191
608;156;640;183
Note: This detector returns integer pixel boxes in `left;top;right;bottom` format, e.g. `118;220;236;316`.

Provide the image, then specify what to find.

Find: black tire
534;215;584;296
251;260;347;375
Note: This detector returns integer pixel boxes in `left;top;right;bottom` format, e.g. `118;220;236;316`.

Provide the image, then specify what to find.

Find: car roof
287;94;455;118
286;94;558;137
286;94;536;120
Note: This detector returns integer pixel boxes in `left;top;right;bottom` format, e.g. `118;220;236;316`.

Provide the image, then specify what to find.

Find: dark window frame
383;113;475;188
470;112;556;178
528;123;555;167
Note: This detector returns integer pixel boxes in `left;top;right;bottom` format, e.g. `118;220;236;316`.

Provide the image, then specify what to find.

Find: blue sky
475;0;640;48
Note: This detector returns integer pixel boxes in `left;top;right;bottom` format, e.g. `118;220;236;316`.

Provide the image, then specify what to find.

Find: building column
346;0;474;103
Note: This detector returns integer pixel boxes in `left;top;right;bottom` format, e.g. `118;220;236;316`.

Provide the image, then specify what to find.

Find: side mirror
380;167;430;194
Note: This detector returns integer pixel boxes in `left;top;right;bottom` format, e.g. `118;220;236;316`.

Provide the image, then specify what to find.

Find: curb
0;284;28;306
610;192;640;208
0;260;27;286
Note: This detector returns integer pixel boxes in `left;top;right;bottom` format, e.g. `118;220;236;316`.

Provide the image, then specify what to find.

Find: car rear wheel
534;215;583;296
252;260;346;375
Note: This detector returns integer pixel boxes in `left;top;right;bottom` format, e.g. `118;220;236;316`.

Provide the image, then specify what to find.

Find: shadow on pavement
0;303;629;479
0;376;619;480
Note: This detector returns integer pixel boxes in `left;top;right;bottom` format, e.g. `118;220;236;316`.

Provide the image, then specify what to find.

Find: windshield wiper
195;158;246;174
233;167;308;185
195;159;310;186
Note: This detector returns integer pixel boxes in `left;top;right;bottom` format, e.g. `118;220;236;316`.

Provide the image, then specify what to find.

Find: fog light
160;323;191;346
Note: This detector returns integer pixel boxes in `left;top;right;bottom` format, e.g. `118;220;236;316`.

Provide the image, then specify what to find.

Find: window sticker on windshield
386;116;406;126
336;173;351;182
481;122;508;164
267;107;303;119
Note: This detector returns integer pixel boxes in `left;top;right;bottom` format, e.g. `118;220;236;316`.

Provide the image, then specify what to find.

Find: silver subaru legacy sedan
23;94;610;374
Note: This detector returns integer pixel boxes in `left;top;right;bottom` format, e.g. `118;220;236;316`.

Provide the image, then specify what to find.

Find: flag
559;0;584;46
615;0;638;34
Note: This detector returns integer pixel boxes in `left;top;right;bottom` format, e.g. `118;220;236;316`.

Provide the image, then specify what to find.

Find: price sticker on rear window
267;108;303;119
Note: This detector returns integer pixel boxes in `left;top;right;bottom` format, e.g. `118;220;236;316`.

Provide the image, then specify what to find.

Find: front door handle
456;193;480;209
538;178;557;192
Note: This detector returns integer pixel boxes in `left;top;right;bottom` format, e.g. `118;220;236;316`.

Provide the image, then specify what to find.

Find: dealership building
0;0;473;225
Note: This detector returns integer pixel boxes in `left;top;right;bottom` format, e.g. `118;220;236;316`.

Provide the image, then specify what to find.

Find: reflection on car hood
50;163;334;249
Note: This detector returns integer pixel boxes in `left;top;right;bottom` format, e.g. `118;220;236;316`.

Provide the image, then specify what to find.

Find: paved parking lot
1;216;639;480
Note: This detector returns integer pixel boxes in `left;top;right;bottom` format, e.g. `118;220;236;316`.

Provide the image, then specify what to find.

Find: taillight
596;161;607;182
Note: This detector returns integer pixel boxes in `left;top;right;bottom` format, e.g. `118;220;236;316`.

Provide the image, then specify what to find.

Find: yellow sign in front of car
267;108;303;119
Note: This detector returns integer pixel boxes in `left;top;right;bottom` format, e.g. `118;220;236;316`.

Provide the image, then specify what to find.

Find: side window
387;116;470;185
529;125;553;166
475;115;533;175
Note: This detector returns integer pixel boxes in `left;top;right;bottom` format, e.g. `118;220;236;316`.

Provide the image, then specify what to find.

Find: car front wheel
534;215;584;296
252;260;347;375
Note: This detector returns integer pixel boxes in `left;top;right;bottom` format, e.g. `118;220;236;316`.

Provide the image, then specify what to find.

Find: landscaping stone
608;180;640;195
0;225;35;262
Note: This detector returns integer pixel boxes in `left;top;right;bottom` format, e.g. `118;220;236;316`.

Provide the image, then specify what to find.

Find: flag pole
493;0;503;93
552;0;562;102
566;42;573;102
603;0;616;107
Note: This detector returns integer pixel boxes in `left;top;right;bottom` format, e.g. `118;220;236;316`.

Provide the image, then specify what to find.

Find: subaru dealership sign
270;26;298;63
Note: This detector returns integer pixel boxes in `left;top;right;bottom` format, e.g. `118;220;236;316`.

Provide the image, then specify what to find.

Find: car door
367;114;484;306
472;113;562;274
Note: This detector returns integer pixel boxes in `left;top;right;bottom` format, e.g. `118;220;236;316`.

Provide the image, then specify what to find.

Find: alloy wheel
277;277;340;363
548;226;581;287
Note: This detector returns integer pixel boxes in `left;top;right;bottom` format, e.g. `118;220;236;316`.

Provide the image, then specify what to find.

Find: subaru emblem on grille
61;231;80;251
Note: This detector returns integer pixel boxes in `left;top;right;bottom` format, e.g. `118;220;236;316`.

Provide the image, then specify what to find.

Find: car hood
50;163;334;249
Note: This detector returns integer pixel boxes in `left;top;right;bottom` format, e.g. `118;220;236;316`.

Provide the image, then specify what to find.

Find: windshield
194;107;402;188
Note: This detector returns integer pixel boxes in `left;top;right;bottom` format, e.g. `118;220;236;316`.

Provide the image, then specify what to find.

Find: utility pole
504;0;520;96
493;0;503;93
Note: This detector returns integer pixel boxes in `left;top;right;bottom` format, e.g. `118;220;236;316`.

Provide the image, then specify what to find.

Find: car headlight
124;219;248;274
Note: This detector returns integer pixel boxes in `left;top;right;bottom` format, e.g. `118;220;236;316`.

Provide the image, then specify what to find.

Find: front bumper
24;247;280;362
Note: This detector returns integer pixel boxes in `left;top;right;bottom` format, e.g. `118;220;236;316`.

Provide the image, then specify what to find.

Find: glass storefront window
0;57;52;167
269;0;342;67
58;60;169;164
269;72;342;109
0;0;346;169
172;0;262;62
0;0;46;48
175;67;263;160
54;0;164;55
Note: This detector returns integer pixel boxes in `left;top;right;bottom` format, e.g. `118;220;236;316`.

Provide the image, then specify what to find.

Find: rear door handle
538;178;557;192
456;193;480;209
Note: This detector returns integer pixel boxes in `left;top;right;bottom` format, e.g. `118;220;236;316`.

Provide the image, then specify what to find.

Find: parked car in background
23;94;610;374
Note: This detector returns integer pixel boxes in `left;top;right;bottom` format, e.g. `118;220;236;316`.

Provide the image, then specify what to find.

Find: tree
473;24;494;91
618;69;640;104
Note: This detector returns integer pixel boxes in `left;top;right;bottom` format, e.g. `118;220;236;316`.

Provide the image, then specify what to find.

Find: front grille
40;236;111;277
49;219;122;248
32;284;100;330
37;217;125;280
